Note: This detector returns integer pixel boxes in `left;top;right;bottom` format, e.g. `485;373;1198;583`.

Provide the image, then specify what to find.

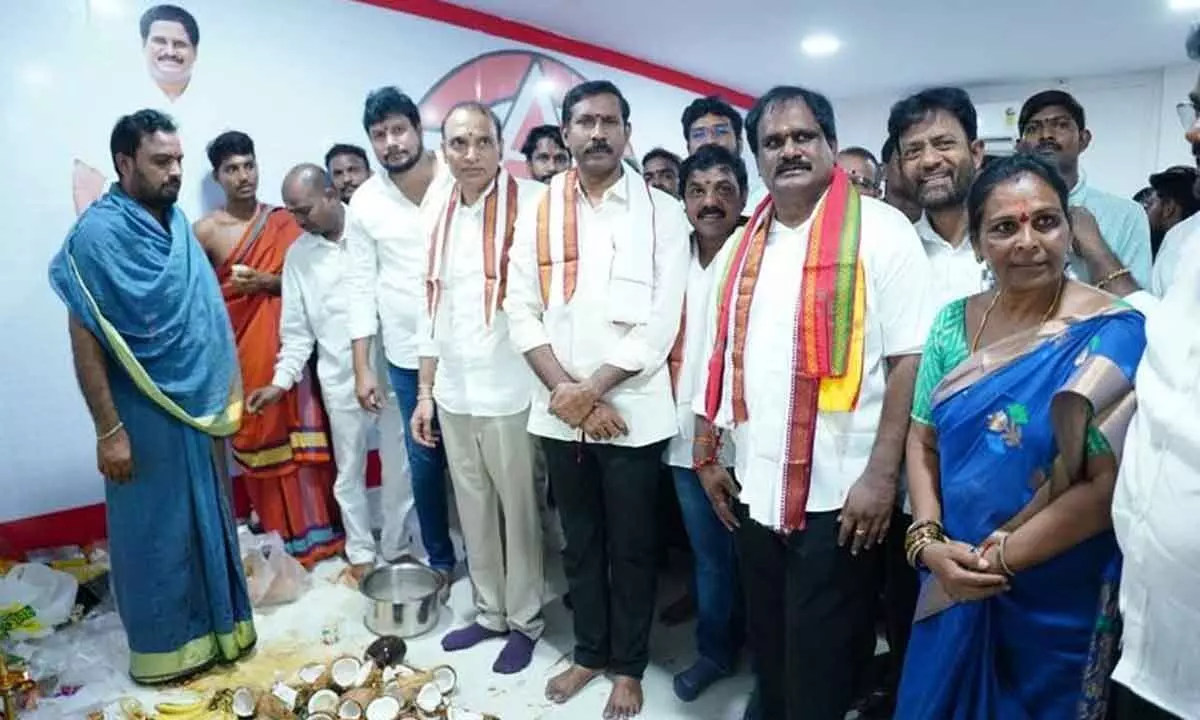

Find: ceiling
445;0;1196;99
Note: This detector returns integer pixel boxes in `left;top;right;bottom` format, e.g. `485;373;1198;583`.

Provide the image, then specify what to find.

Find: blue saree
896;299;1146;720
48;184;256;684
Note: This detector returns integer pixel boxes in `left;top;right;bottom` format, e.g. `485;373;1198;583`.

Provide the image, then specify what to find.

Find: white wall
0;0;739;524
832;65;1198;199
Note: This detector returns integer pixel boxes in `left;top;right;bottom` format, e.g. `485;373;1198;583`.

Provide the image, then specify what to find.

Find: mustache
775;158;812;177
156;53;185;63
1036;140;1062;152
584;141;613;154
697;206;727;219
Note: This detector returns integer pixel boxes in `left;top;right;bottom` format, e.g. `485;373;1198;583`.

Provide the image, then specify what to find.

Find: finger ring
854;528;867;536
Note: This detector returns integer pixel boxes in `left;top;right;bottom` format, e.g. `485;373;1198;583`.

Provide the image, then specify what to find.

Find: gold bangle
997;534;1015;576
97;421;124;441
1096;267;1131;290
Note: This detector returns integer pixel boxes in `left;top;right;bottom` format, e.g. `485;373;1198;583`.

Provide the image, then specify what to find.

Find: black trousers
1112;684;1183;720
735;503;879;720
881;509;918;692
543;437;666;678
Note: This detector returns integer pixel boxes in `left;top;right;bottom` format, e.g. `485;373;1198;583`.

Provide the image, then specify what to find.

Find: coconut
365;696;403;720
307;689;340;715
297;662;331;689
414;683;443;715
353;660;382;689
271;682;301;711
430;666;457;695
256;692;297;720
364;635;407;668
330;656;363;692
337;698;365;720
232;687;258;719
341;687;377;711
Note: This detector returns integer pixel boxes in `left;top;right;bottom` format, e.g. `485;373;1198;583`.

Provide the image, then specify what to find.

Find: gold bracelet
997;534;1015;577
1096;267;1131;290
97;421;124;441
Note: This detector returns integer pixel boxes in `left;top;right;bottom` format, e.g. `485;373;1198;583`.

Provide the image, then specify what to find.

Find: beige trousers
438;407;544;639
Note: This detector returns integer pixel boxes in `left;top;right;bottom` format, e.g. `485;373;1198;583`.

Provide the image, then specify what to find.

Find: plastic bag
240;531;309;606
0;564;79;639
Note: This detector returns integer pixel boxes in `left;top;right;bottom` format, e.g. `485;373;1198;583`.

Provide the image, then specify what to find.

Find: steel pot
361;561;444;638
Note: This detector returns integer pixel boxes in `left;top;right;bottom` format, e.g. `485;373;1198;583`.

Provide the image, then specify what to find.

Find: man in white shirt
890;87;989;312
409;103;546;674
1106;26;1200;720
324;143;373;204
692;85;934;720
880;136;922;224
346;87;458;576
641;148;683;198
504;80;690;719
666;145;747;703
247;165;395;581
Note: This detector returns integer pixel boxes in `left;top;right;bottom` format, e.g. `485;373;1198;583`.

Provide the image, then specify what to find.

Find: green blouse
911;298;1111;457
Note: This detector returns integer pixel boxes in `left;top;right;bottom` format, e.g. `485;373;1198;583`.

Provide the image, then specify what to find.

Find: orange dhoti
219;206;344;567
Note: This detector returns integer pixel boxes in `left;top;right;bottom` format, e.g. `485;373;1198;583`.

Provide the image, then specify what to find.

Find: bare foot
603;676;643;719
545;664;601;704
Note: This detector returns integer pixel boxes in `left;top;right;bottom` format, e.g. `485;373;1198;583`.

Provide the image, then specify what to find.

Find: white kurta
693;197;935;530
1112;251;1200;719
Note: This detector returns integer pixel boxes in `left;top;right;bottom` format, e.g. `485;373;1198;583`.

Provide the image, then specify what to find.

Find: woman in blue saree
896;154;1147;720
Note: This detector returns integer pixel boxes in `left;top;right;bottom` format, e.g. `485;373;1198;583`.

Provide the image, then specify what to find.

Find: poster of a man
141;4;200;101
73;4;202;215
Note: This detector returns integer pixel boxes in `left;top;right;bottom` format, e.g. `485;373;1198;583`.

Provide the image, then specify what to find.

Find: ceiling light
1169;0;1200;10
800;33;842;57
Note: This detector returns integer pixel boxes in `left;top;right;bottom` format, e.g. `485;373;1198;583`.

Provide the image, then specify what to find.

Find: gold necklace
971;274;1064;353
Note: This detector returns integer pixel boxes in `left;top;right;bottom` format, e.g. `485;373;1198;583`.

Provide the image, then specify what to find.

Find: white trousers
439;407;544;639
325;393;415;566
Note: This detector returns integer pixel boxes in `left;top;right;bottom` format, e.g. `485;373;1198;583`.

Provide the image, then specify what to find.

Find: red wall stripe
352;0;756;108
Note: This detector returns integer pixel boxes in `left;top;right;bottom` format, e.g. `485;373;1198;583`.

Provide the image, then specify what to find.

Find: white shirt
417;178;544;417
345;158;455;369
665;248;735;469
1150;211;1200;298
693;197;935;529
914;213;989;310
271;220;359;411
505;173;691;448
1111;250;1200;719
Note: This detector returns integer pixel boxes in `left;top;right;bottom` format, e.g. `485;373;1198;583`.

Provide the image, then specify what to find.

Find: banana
154;697;207;716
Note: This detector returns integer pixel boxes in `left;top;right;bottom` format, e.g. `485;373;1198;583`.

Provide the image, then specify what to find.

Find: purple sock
492;632;537;674
441;623;507;652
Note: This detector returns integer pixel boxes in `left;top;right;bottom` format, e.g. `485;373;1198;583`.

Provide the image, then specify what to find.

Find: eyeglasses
848;175;880;193
1176;101;1199;130
689;124;734;144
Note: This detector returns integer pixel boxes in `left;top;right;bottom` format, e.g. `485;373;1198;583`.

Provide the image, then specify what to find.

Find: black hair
440;101;504;145
520;125;568;162
642;148;682;170
324;143;370;169
680;96;744;143
880;135;897;165
1019;90;1086;135
838;146;879;168
561;80;630;126
1188;23;1200;61
139;4;199;46
1149;166;1200;219
679;144;749;196
745;86;837;157
1133;186;1153;204
966;152;1070;241
362;86;421;133
888;86;978;146
109;108;177;176
206;130;255;171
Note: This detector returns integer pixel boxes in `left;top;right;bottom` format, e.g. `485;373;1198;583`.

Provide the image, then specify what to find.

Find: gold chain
971;274;1064;353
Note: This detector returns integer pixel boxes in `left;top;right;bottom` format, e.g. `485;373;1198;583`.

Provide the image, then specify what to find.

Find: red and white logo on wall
419;50;634;178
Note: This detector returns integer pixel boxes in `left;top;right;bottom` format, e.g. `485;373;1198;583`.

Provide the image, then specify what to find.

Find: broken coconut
364;635;407;668
255;692;297;720
353;659;382;689
337;698;365;720
414;683;443;715
430;666;457;695
297;662;331;689
365;696;403;720
307;689;340;715
341;687;377;711
232;687;257;719
330;657;363;692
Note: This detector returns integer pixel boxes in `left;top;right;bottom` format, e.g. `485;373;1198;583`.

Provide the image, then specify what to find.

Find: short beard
383;139;425;175
917;166;973;213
